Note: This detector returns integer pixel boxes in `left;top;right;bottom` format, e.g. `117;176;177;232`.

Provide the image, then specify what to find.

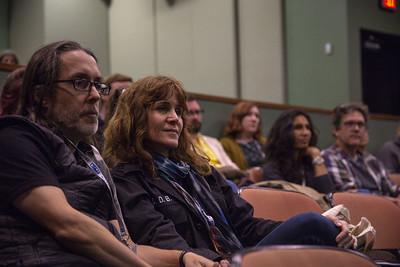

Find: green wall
285;0;349;109
0;0;9;49
285;0;400;109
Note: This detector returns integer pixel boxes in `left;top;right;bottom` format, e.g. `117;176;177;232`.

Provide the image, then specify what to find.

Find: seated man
95;73;133;150
377;125;400;186
322;103;399;196
0;40;219;267
100;73;133;123
186;97;245;183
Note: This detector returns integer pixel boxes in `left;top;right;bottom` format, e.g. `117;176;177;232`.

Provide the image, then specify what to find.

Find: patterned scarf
153;154;243;257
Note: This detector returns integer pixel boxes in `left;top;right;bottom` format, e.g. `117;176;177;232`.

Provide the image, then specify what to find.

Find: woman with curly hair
104;76;353;263
261;110;335;193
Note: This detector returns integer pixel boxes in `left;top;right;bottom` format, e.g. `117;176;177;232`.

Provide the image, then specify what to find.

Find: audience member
186;96;245;183
104;75;354;262
322;103;399;196
377;126;400;185
0;67;25;116
95;73;133;151
220;102;266;184
0;50;19;65
0;41;219;267
101;73;133;122
261;110;335;193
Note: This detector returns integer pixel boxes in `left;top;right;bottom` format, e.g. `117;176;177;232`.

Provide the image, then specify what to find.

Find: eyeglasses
187;109;204;116
343;120;366;129
54;79;111;95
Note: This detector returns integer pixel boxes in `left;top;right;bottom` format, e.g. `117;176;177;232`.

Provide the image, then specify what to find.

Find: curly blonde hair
103;75;211;177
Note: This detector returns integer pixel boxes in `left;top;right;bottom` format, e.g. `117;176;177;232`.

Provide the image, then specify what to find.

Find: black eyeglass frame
53;79;111;95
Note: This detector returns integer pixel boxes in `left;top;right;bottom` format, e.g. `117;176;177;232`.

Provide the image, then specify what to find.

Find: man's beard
188;120;201;134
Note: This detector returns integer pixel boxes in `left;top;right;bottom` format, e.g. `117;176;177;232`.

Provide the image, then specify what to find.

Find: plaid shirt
322;144;398;196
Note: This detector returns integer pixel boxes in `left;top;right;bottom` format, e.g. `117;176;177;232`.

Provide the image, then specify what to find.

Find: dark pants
256;212;339;247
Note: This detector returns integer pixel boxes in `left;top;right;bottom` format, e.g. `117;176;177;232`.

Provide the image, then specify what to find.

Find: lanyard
168;178;216;227
64;138;133;249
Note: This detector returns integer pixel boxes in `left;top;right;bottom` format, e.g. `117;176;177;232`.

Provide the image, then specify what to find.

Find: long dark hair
265;110;318;182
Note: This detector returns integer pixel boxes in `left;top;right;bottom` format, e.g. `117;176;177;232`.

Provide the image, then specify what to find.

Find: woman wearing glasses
104;75;354;263
0;41;220;267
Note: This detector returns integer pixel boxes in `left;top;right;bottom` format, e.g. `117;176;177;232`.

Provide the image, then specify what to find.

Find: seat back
333;192;400;249
231;245;378;267
239;187;323;221
389;174;400;186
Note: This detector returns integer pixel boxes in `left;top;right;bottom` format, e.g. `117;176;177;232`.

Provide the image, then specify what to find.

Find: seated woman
104;75;354;262
261;110;335;194
220;102;266;183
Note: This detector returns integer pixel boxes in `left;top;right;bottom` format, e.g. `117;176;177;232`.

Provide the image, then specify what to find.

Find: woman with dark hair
220;102;266;172
261;110;335;193
104;76;354;263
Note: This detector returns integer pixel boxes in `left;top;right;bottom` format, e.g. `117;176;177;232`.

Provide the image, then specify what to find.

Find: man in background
377;125;400;186
100;73;133;122
322;103;399;196
96;73;133;150
186;96;248;185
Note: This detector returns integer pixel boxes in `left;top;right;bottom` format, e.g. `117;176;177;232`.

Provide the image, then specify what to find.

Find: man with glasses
0;41;221;266
321;103;399;196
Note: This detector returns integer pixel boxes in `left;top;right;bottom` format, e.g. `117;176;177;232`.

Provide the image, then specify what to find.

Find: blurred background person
0;50;19;65
0;67;25;116
96;73;133;150
220;101;266;184
101;73;133;122
186;96;245;185
261;110;335;194
377;125;400;186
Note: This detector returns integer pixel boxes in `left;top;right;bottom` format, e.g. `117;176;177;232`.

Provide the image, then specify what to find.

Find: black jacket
112;161;281;260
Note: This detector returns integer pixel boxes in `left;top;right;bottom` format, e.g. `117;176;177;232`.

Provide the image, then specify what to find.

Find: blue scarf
153;154;243;257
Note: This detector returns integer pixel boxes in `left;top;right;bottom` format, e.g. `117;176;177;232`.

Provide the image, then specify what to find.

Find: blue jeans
256;212;339;247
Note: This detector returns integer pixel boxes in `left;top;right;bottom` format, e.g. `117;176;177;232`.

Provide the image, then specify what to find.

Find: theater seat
389;174;400;187
239;187;323;221
231;245;377;267
332;192;400;250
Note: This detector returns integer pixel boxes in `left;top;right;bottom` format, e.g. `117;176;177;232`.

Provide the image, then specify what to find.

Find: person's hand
245;167;263;183
219;259;230;267
305;146;321;158
325;215;355;249
183;252;230;267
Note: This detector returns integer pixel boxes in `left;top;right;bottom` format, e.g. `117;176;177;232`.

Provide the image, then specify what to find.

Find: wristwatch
312;155;325;165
